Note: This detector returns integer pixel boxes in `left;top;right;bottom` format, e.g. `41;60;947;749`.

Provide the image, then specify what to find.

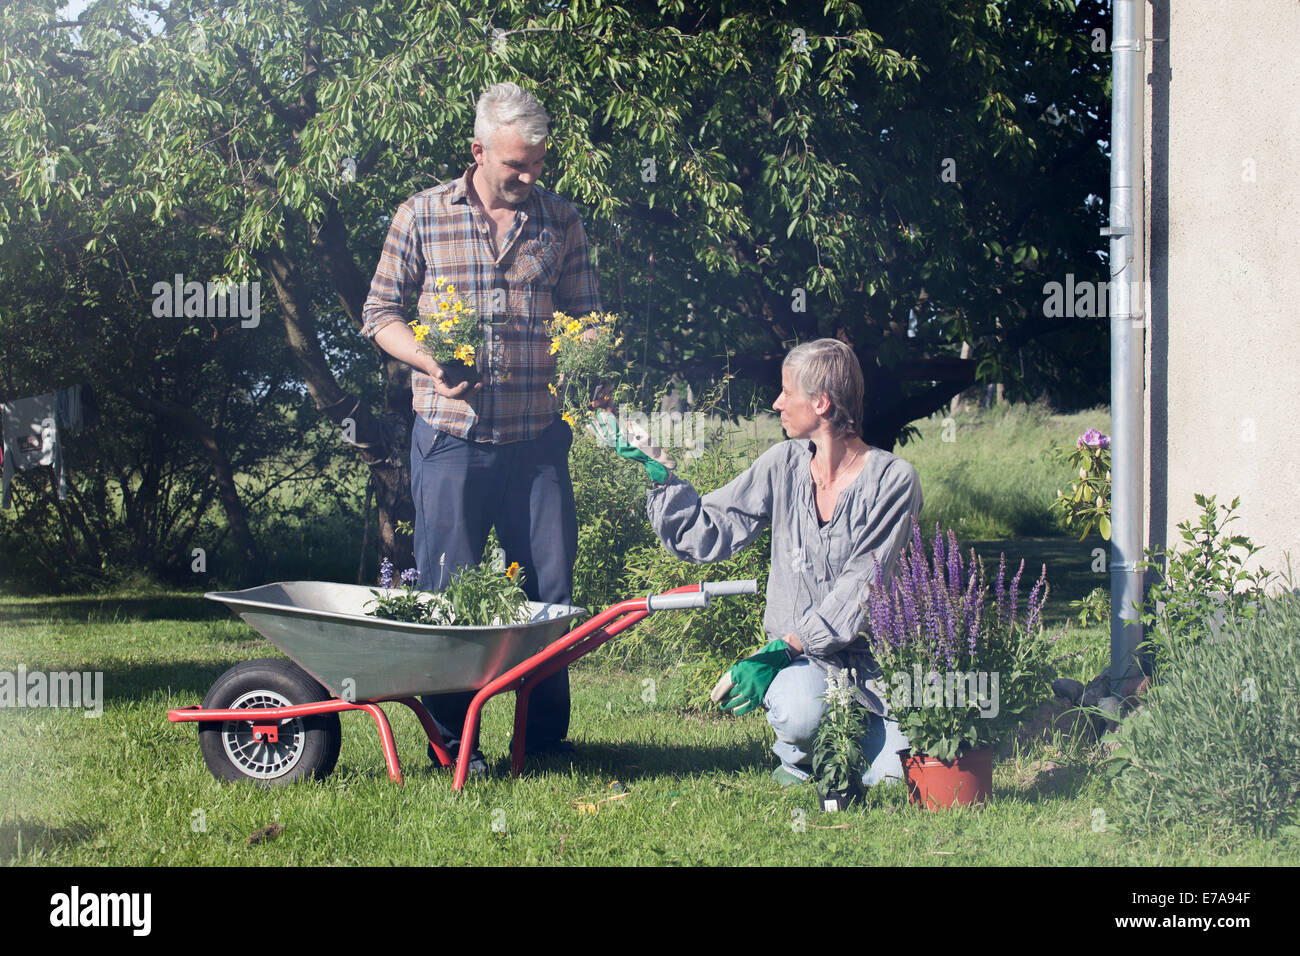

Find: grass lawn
2;585;1295;866
3;401;1294;866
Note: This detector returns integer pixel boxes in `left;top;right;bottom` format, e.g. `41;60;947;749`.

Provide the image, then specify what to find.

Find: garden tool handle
644;580;757;612
645;592;711;612
701;579;758;597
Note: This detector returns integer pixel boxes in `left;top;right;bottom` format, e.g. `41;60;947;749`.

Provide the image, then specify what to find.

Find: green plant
365;556;530;627
408;277;484;379
812;667;870;802
1068;586;1110;628
548;309;624;410
1137;494;1275;668
612;439;772;708
1051;428;1111;539
566;421;661;613
1105;586;1300;838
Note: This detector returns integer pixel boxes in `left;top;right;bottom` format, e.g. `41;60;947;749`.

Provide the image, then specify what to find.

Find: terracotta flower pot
899;748;993;810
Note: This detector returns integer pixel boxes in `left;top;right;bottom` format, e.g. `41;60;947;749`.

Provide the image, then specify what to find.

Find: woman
601;339;923;786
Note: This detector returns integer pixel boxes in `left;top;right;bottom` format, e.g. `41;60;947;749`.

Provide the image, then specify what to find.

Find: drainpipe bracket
1108;561;1142;573
1100;225;1133;237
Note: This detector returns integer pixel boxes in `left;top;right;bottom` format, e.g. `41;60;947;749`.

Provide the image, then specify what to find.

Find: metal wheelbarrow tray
168;579;755;790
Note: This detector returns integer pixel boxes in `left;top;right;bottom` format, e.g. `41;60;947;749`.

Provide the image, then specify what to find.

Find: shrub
607;439;771;708
1105;587;1300;837
566;418;661;612
1138;493;1275;669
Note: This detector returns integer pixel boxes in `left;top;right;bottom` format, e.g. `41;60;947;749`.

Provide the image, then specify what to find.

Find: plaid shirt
361;165;601;443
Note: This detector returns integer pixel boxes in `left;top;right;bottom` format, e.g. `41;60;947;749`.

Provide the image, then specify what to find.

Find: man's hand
589;408;675;483
427;361;482;400
373;322;482;399
710;639;793;715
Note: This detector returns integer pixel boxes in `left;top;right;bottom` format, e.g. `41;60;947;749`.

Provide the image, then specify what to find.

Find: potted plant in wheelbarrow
861;519;1055;809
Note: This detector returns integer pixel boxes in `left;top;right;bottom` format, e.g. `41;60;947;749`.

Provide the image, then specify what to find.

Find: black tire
198;658;342;787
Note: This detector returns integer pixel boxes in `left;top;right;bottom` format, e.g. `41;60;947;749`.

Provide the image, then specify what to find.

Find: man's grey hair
474;82;550;148
782;338;866;438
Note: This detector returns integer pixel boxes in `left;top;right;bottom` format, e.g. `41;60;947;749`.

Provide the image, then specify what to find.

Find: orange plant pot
899;748;994;809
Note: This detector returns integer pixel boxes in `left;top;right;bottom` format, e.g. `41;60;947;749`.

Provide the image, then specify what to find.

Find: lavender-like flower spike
964;563;980;657
1025;564;1049;636
1008;558;1025;631
867;562;892;652
931;522;945;596
379;557;394;589
899;561;920;645
946;528;962;597
994;553;1007;633
400;567;418;587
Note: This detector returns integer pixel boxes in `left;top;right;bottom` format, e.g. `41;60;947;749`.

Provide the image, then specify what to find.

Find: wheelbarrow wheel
198;658;341;787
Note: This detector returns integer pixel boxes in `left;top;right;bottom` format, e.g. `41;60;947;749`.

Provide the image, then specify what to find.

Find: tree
2;0;1110;572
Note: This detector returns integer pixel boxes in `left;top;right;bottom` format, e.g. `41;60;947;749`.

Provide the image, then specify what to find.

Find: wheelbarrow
168;579;757;789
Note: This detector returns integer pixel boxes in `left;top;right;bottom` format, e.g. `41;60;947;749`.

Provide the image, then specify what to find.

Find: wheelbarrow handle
645;579;758;612
701;579;759;597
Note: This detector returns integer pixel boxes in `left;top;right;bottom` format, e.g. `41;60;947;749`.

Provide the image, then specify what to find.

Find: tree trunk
117;389;263;583
258;225;415;574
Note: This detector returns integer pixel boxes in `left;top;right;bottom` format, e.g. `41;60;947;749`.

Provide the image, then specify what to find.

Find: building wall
1145;0;1300;592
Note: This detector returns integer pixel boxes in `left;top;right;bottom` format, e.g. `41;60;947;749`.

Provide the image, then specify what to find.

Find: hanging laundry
2;391;66;508
56;384;85;437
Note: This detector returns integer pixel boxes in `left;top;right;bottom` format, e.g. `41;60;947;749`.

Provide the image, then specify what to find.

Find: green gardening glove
589;409;675;484
710;639;793;716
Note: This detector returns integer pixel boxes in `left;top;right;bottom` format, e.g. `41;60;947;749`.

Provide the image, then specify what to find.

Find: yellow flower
454;344;476;363
434;276;447;289
553;311;568;324
445;284;456;296
438;317;457;334
547;382;557;396
561;411;576;428
506;561;520;580
452;300;465;313
549;338;561;355
438;299;451;311
565;319;583;337
411;324;430;342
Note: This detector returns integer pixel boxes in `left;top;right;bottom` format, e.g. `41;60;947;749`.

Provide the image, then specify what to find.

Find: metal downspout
1103;0;1147;691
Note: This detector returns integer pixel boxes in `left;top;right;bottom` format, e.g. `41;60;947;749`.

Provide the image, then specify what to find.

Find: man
361;82;600;767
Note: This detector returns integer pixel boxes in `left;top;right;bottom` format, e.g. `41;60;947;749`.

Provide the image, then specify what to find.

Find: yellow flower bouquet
548;310;623;413
408;278;485;389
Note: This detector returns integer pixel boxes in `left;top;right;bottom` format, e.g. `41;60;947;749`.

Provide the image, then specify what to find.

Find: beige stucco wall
1145;0;1300;592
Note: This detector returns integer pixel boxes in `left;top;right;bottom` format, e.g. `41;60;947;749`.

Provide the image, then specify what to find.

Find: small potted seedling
812;667;869;812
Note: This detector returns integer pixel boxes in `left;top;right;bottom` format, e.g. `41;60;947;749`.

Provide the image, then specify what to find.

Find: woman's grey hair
782;338;866;438
474;82;550;148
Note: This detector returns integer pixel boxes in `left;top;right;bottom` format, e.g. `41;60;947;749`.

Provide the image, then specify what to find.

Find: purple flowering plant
1052;428;1112;540
863;518;1055;762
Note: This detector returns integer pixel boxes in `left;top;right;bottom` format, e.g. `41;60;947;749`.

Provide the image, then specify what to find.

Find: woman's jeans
763;658;909;786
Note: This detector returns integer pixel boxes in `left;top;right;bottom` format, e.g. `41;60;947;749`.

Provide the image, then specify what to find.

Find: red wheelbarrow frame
168;582;749;790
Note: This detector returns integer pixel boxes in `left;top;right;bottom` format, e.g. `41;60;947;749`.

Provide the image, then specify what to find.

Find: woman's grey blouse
646;439;923;690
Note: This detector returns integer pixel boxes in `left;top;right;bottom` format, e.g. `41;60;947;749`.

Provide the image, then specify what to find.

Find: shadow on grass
0;593;229;627
101;661;254;702
501;739;773;783
0;817;102;862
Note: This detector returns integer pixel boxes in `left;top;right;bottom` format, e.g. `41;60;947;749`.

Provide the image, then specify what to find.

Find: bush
605;439;772;708
566;418;660;612
1106;587;1300;838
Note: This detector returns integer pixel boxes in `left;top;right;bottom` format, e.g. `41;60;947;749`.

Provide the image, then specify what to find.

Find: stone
1081;671;1110;708
1052;678;1085;704
1096;695;1123;732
